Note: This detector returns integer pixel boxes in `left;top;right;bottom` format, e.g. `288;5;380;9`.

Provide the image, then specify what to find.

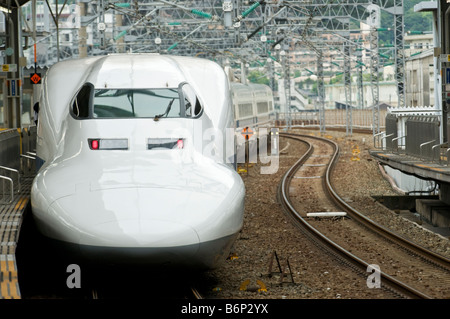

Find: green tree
379;1;432;46
247;70;270;85
330;73;343;85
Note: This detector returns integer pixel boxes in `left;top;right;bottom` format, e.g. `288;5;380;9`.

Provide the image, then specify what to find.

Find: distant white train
230;82;275;131
31;54;245;269
230;82;276;162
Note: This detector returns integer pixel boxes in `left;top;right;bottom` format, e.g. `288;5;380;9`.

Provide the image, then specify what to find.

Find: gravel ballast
204;129;450;299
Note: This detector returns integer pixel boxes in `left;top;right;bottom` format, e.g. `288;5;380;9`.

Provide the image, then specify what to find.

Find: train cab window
72;83;93;118
180;83;202;118
238;103;253;118
257;102;269;114
93;88;181;119
72;83;201;120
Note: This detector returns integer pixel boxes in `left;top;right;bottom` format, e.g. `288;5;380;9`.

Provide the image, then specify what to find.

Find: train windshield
93;88;181;118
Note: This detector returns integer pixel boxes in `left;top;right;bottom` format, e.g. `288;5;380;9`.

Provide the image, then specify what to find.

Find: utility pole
393;0;405;108
317;51;325;134
342;19;353;136
367;2;381;136
78;1;87;58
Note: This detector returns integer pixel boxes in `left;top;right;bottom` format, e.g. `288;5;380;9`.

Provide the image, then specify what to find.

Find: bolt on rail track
278;132;450;299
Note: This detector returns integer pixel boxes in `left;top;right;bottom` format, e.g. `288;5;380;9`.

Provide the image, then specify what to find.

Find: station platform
370;149;450;230
0;176;34;299
369;150;450;184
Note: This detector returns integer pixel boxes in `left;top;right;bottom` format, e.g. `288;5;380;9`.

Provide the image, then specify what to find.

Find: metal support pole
317;52;325;134
78;1;87;58
370;26;380;136
283;51;291;130
343;40;353;136
356;48;364;109
394;0;406;108
240;61;247;85
6;7;22;129
98;0;105;49
55;0;59;61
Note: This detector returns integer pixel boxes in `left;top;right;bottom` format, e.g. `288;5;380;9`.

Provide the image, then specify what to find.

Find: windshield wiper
154;98;175;121
127;92;135;116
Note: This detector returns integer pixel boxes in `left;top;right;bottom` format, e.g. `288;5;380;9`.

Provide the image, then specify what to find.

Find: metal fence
276;109;387;129
0;129;21;170
20;126;37;176
405;116;440;161
0;128;37;204
385;113;398;151
21;126;37;156
0;129;21;203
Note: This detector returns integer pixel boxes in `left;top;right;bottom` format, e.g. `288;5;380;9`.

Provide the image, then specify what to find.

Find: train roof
230;82;271;90
48;54;224;89
230;82;273;96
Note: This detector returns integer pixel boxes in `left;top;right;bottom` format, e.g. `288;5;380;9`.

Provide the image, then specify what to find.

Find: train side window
180;83;202;118
72;83;93;118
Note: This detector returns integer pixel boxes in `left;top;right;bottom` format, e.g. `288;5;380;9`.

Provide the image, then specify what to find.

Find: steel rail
191;286;203;299
278;132;443;299
322;145;450;272
284;133;450;271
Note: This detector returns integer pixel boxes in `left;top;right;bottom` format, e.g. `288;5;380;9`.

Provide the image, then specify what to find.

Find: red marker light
91;139;99;150
177;139;184;149
89;138;128;150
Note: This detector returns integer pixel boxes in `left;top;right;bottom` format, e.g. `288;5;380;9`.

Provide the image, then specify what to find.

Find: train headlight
147;138;184;150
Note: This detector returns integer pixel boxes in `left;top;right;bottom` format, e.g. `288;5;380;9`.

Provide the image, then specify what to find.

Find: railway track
90;284;203;299
84;265;207;299
278;132;450;299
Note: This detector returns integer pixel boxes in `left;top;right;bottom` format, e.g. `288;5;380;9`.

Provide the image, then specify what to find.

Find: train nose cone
80;219;200;248
79;219;201;264
45;187;202;248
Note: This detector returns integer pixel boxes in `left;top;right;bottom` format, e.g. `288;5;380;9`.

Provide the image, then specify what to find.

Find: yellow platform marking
415;164;446;172
0;256;20;299
0;196;29;299
14;197;28;211
376;153;390;158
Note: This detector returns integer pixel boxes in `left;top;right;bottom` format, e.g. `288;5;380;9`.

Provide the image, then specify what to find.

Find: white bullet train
230;82;275;131
31;54;245;269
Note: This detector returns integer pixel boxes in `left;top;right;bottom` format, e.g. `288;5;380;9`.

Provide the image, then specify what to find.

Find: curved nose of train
35;183;244;266
45;187;208;247
77;216;201;265
83;219;199;248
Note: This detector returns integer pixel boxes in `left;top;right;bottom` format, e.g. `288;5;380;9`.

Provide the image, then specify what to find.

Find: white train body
31;54;245;269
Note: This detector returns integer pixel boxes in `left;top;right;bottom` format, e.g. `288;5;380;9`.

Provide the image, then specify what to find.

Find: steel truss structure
13;0;406;134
